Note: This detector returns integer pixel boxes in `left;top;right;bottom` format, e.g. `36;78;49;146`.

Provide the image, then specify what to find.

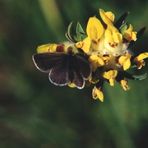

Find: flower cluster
33;9;148;102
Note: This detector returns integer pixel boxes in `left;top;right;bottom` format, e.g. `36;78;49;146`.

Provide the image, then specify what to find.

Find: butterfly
32;50;91;89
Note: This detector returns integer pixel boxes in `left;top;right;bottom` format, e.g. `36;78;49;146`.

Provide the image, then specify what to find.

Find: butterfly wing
68;54;90;89
75;54;91;79
33;52;91;88
49;56;70;86
32;53;65;72
72;71;85;89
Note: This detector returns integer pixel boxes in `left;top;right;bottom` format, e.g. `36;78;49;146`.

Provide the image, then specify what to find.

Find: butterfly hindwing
72;71;85;89
68;54;86;89
48;55;69;86
49;67;69;86
75;54;91;79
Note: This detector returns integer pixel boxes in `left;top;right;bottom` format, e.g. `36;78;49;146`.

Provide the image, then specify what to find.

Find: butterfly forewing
32;53;66;72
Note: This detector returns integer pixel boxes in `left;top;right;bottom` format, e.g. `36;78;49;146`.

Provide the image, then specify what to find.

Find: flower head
75;9;148;101
33;8;148;102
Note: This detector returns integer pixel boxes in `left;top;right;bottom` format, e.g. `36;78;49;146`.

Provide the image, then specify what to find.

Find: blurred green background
0;0;148;148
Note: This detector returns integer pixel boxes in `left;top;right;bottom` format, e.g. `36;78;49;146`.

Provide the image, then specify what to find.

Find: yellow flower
123;24;137;41
76;37;91;53
95;9;125;56
99;9;115;25
102;55;111;64
135;52;148;61
92;86;104;102
118;53;131;70
37;43;57;53
105;29;122;45
33;8;148;103
75;41;83;48
76;9;128;56
68;83;77;88
103;70;118;86
105;11;115;22
86;17;104;42
76;17;104;53
134;52;148;69
89;55;105;71
99;9;123;45
120;79;130;91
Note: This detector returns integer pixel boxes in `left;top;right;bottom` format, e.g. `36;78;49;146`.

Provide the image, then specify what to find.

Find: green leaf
118;71;147;81
128;27;146;51
137;27;146;38
120;23;128;34
76;22;85;35
130;64;138;69
74;22;86;42
133;73;147;80
65;22;86;42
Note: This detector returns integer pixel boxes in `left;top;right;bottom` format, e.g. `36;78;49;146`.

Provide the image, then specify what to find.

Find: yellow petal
105;28;122;45
103;70;118;79
89;55;105;66
123;24;137;41
81;37;91;53
86;17;104;41
134;52;148;69
112;31;122;43
99;9;123;45
92;86;104;102
103;70;118;86
37;43;57;53
120;79;130;91
135;52;148;61
109;78;115;86
105;11;115;22
102;55;111;64
118;54;131;70
68;83;76;88
105;29;113;43
75;41;83;49
135;61;145;69
99;9;113;26
89;55;105;71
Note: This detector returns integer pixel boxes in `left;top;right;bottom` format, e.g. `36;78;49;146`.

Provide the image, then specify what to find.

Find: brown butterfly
32;50;91;89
